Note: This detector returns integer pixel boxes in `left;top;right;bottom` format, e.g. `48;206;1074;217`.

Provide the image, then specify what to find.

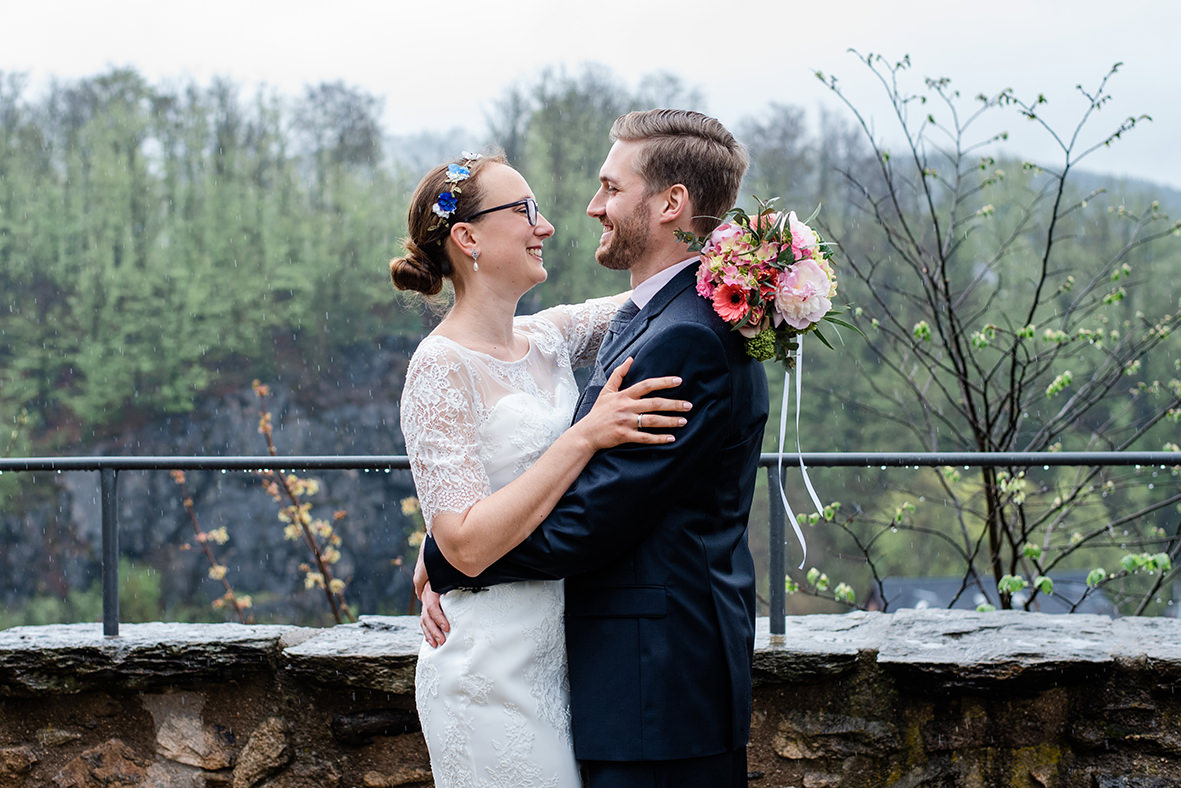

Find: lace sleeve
399;342;491;532
533;296;618;370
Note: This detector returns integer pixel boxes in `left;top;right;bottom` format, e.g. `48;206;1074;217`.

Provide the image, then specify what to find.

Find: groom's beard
595;202;651;271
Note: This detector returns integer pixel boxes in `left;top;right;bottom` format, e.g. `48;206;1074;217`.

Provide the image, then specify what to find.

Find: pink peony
787;211;819;258
712;282;751;324
772;257;833;330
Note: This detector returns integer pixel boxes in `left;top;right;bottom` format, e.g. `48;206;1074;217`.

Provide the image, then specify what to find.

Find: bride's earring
472;249;480;272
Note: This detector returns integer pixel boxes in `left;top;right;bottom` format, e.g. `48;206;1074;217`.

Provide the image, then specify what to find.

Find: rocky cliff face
0;335;426;623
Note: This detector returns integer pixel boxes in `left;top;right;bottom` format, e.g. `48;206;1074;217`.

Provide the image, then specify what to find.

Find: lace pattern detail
400;347;490;532
416;581;577;788
530;296;617;371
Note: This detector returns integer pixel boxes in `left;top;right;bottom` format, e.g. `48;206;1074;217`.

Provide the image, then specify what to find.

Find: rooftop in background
866;572;1122;617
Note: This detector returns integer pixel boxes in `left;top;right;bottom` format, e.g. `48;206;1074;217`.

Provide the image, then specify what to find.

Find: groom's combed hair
610;109;749;236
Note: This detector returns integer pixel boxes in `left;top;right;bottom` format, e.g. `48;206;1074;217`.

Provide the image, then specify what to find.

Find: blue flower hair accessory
428;152;482;231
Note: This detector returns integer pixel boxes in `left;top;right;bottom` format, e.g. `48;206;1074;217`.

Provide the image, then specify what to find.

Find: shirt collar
630;257;698;309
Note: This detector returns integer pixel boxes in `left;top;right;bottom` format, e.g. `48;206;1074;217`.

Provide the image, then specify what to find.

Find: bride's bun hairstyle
390;153;507;295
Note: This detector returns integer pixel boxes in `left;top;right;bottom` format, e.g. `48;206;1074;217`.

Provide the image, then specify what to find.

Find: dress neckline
428;333;535;365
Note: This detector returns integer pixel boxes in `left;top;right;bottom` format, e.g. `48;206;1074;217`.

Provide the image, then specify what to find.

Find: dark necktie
596;299;640;371
603;299;640;347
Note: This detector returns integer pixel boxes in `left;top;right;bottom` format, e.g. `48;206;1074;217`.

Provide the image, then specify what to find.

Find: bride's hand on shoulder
578;357;692;450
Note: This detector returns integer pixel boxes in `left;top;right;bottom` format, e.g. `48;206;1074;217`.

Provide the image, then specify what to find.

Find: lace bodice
400;297;616;531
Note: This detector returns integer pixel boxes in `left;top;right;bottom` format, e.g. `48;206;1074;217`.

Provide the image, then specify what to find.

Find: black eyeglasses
460;198;538;226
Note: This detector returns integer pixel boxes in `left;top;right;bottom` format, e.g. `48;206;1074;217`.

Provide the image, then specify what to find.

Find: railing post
767;465;786;643
101;468;119;637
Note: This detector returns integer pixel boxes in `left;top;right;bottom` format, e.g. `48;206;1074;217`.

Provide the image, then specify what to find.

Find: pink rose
696;269;716;299
750;211;782;233
772;258;832;330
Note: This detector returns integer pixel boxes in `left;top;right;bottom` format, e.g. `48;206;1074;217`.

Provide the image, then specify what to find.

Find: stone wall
1;610;1179;788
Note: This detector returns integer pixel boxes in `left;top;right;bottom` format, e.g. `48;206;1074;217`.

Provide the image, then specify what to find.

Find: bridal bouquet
680;199;858;567
679;199;853;369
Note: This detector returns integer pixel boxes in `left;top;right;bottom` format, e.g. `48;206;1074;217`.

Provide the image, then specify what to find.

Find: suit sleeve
424;320;734;590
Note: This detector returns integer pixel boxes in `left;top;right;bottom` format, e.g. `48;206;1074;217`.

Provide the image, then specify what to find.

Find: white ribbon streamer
776;338;825;569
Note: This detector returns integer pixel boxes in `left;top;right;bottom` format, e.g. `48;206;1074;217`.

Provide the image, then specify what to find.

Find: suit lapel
596;263;700;371
575;262;701;420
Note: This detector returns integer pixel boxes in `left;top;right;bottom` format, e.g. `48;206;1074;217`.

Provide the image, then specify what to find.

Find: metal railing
1;451;1176;637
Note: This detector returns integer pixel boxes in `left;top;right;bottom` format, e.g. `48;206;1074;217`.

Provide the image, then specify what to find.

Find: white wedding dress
400;297;616;788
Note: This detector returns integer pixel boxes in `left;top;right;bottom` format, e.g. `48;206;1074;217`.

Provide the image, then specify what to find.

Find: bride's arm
532;293;632;371
429;358;690;577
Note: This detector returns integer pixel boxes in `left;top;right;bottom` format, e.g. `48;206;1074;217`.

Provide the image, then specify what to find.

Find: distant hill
1069;169;1181;212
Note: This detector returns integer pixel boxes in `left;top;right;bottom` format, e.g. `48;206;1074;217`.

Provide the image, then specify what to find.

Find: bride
391;153;691;788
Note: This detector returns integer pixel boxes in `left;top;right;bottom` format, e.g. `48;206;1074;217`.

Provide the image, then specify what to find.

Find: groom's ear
656;183;690;226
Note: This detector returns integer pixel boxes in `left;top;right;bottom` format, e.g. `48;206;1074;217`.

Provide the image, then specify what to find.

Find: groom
422;109;768;788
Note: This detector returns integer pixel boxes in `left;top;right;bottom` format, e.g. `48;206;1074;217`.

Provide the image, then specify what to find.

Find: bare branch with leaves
253;380;354;624
805;53;1180;612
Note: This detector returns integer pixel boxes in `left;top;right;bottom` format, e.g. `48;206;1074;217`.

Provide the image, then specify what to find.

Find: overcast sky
3;0;1179;190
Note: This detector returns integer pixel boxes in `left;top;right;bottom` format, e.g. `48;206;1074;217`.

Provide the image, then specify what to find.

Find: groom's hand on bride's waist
419;581;449;648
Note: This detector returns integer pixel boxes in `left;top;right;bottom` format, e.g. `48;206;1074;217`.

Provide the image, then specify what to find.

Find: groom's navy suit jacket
424;263;769;762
